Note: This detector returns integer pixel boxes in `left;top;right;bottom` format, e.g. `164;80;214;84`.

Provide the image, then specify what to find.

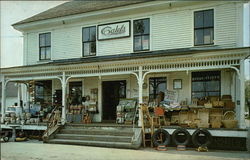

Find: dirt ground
1;140;250;160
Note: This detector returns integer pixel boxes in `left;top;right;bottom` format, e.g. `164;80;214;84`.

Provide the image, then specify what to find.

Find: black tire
192;128;212;147
152;129;170;147
172;128;191;146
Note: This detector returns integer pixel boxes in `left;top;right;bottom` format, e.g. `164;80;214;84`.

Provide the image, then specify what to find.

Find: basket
223;111;235;120
222;120;238;128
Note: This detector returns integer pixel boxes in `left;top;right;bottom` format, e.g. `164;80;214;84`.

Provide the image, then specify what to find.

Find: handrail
132;103;140;142
44;106;61;138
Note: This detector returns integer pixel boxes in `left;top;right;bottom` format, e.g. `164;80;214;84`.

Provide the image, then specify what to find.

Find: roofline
12;0;165;31
13;1;152;26
1;46;249;71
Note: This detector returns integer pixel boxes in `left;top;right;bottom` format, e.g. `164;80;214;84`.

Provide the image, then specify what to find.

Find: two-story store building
1;1;249;149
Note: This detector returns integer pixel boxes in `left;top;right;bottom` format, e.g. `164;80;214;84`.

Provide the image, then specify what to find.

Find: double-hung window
82;26;96;56
133;18;150;51
194;9;214;46
192;71;220;99
39;33;51;60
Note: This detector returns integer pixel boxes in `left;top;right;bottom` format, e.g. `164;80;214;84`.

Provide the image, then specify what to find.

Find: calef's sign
98;21;130;40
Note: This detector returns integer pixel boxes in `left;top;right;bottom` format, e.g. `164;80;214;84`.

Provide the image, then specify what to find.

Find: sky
0;1;249;79
0;1;66;68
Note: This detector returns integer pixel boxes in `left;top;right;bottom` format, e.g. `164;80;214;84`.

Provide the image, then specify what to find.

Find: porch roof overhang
1;46;249;81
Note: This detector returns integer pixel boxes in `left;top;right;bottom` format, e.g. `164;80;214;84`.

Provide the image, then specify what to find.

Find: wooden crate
179;111;188;124
171;113;179;124
198;109;209;124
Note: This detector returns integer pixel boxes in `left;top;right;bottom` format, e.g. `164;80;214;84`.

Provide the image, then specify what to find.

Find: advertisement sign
98;21;130;40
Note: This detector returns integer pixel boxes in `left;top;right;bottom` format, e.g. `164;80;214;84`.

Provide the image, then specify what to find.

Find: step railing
132;104;140;142
42;106;62;141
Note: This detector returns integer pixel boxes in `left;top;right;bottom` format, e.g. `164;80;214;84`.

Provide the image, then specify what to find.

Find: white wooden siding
53;26;82;59
26;33;39;65
23;2;242;65
215;3;237;48
97;38;132;56
152;10;193;50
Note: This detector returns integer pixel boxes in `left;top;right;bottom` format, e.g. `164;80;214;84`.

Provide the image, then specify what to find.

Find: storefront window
35;80;52;105
192;71;220;98
69;82;82;105
133;18;150;51
149;77;166;102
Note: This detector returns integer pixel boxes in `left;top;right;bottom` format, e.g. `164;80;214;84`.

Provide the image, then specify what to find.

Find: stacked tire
152;128;212;147
192;128;212;147
152;129;170;147
172;128;191;146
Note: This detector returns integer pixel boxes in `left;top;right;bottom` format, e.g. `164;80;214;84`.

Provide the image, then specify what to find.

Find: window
194;9;214;45
35;80;52;105
149;77;166;102
82;26;96;56
192;71;220;99
39;33;51;60
69;82;82;105
133;18;150;51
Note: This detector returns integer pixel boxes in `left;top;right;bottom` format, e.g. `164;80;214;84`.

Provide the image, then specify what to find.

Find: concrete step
55;134;131;143
60;128;134;136
64;125;134;131
48;139;139;149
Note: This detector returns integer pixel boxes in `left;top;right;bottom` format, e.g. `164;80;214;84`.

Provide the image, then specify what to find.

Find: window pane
194;11;203;28
204;10;213;27
90;42;96;55
39;34;46;47
143;19;149;34
83;28;90;42
45;47;51;59
45;33;51;46
192;81;205;92
90;27;96;41
142;35;149;50
204;28;213;44
194;29;204;45
40;48;46;59
83;42;90;56
134;20;145;35
134;36;142;51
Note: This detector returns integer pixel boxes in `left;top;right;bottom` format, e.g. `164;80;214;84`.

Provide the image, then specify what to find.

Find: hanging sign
98;21;130;40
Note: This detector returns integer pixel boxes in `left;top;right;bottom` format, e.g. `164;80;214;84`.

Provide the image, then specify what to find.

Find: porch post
61;72;66;124
138;66;143;126
1;76;6;123
17;84;21;107
239;60;246;128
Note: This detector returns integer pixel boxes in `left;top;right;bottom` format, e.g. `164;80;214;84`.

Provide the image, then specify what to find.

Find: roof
13;0;153;26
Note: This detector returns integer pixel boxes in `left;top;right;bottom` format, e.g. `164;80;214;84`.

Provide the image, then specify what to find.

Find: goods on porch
222;111;238;128
209;108;223;128
116;99;137;124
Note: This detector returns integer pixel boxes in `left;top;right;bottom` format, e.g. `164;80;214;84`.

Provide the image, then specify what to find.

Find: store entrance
102;80;126;122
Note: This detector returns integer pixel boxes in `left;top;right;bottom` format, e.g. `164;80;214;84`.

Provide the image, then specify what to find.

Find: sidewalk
1;140;250;160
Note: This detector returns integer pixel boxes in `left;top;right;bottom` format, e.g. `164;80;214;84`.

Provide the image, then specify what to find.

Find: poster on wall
98;21;130;40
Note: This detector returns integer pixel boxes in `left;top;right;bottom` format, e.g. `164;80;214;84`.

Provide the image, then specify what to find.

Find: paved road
1;141;250;160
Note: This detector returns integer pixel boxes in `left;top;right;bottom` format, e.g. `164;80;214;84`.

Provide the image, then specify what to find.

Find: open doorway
102;80;126;122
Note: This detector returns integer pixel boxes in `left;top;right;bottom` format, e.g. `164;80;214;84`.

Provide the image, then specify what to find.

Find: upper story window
39;33;51;60
133;18;150;51
194;9;214;46
82;26;96;57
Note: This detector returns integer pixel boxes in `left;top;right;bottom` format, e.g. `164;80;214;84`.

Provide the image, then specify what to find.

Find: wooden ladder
140;104;154;147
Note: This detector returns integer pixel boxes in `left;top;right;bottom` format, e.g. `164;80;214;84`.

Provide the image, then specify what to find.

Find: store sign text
98;21;130;40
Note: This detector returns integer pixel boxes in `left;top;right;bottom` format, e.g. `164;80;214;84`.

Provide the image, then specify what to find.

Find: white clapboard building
0;1;249;149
